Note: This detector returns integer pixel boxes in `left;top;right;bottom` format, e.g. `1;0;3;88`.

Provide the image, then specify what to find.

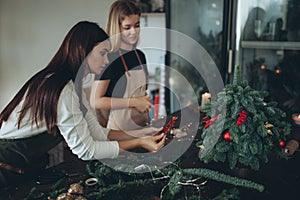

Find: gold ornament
267;129;273;135
264;122;274;135
264;122;274;129
68;183;84;195
56;193;74;200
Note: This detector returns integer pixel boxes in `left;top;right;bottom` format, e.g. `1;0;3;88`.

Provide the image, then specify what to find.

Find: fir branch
182;168;264;192
24;187;37;200
85;179;156;199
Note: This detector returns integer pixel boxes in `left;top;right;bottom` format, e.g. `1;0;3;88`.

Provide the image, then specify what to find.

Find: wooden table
1;108;300;200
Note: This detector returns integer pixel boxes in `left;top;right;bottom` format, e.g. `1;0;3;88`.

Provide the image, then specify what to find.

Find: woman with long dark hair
0;21;165;188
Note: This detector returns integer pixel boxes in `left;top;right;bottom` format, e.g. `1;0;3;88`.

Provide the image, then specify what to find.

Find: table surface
1;139;300;200
1;108;300;200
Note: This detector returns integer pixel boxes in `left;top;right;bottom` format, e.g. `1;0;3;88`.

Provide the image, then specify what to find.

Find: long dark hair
0;21;108;133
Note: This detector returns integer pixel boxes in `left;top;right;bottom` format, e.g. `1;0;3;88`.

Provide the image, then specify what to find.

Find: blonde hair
106;0;141;52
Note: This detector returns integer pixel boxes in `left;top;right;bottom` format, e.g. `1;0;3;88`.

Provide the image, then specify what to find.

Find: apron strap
134;49;143;67
118;49;144;76
118;49;129;72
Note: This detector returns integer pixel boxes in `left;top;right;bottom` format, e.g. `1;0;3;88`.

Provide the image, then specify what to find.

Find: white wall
0;0;166;111
0;0;114;110
139;13;166;76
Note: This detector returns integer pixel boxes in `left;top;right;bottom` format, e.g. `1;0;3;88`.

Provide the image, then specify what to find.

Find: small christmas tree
198;65;291;170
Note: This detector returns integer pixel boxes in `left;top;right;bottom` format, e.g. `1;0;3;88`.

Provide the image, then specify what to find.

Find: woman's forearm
91;96;111;110
107;127;160;141
92;97;132;110
107;129;166;153
117;138;141;151
108;129;136;141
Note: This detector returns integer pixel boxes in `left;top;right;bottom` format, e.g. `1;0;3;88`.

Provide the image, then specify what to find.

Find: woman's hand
139;133;166;152
130;94;152;113
128;126;162;137
112;127;166;153
117;132;166;153
109;126;162;140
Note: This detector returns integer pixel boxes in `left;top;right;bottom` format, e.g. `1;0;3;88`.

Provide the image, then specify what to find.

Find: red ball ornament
279;140;285;147
223;131;233;142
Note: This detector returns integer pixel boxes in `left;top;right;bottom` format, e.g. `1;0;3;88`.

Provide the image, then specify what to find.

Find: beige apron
107;49;149;131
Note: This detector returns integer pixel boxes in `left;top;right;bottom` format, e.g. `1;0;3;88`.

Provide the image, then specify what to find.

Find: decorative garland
82;160;263;199
25;159;264;199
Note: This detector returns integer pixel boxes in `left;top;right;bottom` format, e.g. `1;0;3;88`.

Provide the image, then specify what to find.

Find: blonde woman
91;0;152;131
